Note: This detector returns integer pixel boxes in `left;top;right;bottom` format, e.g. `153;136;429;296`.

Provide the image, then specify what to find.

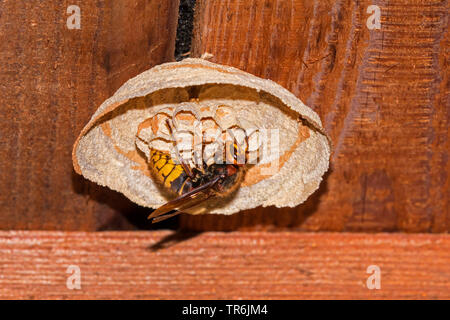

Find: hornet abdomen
149;149;192;195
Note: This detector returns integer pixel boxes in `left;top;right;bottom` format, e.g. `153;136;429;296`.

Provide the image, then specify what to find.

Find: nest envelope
73;58;331;215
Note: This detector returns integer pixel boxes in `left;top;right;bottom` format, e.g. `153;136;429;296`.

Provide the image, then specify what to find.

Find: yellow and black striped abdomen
149;149;191;195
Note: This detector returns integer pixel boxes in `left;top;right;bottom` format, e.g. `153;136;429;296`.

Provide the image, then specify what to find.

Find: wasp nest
73;58;331;215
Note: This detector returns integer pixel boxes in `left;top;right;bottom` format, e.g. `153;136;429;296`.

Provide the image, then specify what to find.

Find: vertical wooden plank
0;0;179;230
180;0;449;232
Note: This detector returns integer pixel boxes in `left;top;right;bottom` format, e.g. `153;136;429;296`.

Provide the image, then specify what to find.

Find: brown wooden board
180;0;450;232
0;231;448;299
1;0;448;233
0;1;179;230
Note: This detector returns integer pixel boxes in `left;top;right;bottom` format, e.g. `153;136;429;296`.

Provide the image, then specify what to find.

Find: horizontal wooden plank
0;231;448;299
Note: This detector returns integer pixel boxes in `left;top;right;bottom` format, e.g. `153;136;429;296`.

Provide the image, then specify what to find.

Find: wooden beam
0;1;179;230
182;0;450;232
0;231;448;299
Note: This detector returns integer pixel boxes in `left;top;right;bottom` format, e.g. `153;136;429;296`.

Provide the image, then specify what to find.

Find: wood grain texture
0;231;448;299
0;0;179;230
180;0;450;232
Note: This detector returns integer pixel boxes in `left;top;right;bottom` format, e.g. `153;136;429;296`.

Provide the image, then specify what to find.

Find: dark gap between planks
175;0;196;61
